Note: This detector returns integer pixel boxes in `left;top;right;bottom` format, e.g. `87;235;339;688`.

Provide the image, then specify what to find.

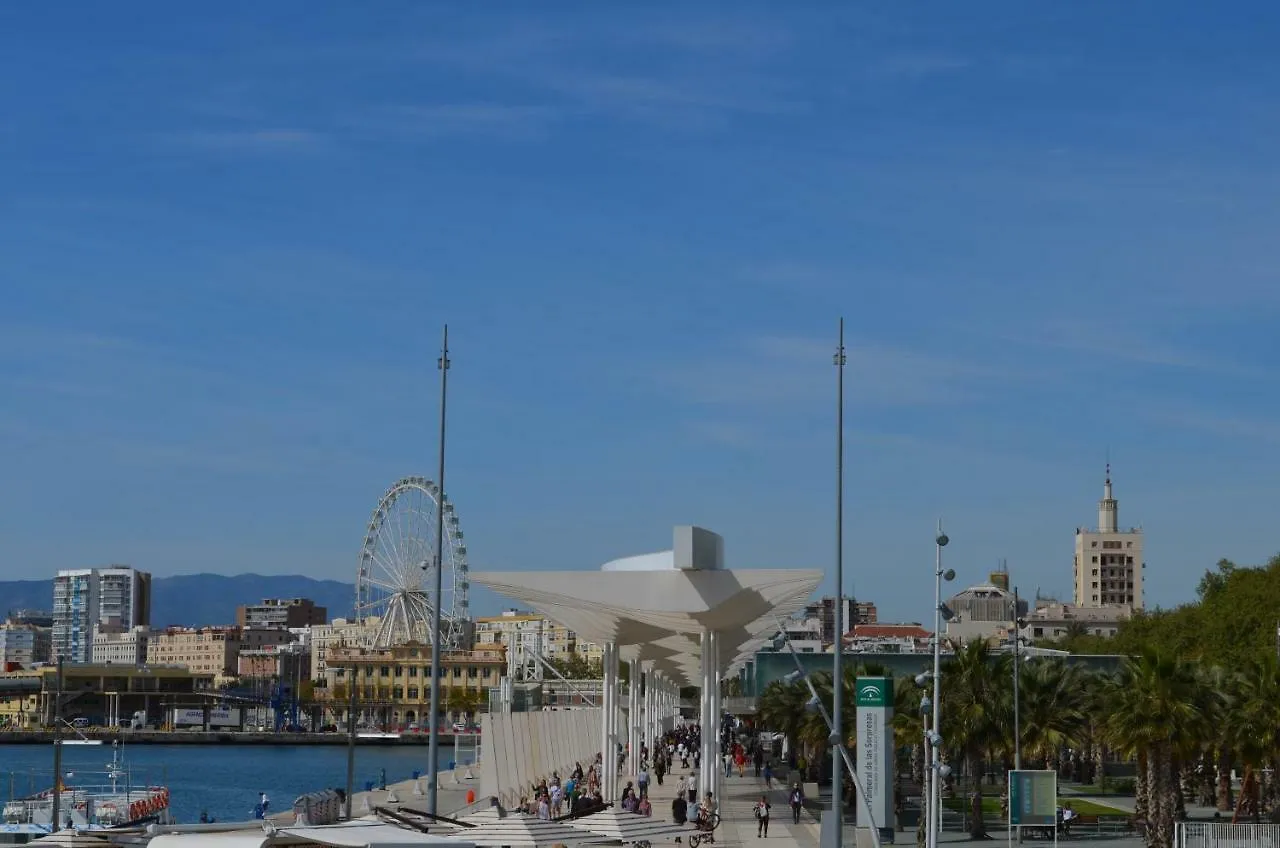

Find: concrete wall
480;708;603;809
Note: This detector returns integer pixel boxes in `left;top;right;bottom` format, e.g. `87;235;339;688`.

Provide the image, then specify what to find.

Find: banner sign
855;676;895;831
1009;769;1058;826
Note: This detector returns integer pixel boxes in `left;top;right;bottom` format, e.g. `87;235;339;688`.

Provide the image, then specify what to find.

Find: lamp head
943;568;956;582
936;533;949;547
938;763;952;778
914;672;931;687
783;670;803;685
804;695;821;714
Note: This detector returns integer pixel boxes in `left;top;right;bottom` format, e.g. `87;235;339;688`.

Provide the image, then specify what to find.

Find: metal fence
1178;823;1280;848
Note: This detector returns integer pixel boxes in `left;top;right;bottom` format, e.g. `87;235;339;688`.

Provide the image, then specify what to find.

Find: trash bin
449;760;456;770
412;770;421;780
364;781;374;792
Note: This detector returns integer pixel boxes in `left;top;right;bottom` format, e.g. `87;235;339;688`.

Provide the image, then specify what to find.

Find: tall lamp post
1012;587;1022;772
927;526;955;848
832;318;847;848
51;655;64;832
426;324;450;816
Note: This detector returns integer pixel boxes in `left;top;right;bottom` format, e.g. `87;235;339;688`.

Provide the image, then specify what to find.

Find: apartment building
91;624;150;665
0;623;51;669
52;566;151;662
309;617;381;682
1073;467;1145;610
236;598;327;629
473;610;580;662
147;626;242;678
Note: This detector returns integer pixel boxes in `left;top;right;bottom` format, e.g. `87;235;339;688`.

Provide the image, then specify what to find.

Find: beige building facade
91;624;150;665
473;609;592;664
309;616;381;682
1073;468;1144;610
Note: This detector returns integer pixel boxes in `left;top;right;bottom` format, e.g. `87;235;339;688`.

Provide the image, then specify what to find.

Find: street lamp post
51;655;64;832
426;324;450;816
928;526;955;848
1012;586;1022;772
832;318;847;848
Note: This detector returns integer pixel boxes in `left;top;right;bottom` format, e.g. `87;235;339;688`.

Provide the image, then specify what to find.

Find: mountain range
0;573;357;628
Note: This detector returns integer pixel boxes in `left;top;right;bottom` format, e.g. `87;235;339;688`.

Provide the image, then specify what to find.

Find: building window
379;666;390;677
394;666;403;678
408;687;419;699
408;667;418;678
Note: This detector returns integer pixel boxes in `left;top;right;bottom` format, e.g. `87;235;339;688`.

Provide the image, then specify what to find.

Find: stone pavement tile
715;771;820;848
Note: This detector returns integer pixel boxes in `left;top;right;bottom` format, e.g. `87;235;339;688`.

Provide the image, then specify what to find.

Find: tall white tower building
1073;466;1144;610
52;565;152;662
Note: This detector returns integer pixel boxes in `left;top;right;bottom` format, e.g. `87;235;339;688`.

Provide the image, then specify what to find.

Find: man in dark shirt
672;793;688;825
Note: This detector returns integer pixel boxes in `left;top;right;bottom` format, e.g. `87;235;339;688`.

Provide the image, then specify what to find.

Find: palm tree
759;679;810;762
1102;652;1206;848
941;640;1011;839
1017;660;1087;770
1230;656;1280;815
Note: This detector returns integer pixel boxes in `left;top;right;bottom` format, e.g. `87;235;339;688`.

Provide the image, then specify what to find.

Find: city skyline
3;3;1279;624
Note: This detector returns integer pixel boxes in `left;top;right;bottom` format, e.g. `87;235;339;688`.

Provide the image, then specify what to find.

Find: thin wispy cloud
1151;408;1280;446
656;335;1012;410
868;52;971;80
361;103;557;139
1017;321;1259;376
165;129;326;153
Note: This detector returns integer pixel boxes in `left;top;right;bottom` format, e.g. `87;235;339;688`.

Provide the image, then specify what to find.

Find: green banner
1009;770;1057;826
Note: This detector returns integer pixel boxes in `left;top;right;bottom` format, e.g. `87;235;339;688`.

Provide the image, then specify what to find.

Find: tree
940;640;1011;839
1017;661;1087;770
1102;652;1207;848
546;654;598;679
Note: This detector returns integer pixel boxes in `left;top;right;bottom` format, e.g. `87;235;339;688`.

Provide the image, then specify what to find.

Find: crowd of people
516;719;808;837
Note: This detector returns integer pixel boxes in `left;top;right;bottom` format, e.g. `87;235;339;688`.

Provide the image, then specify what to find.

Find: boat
355;731;401;740
0;741;173;844
59;720;105;747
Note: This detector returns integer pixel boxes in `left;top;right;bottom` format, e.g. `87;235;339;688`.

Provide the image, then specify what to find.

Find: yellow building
319;643;504;728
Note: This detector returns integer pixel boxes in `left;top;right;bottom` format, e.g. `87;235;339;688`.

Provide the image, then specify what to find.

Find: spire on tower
1099;459;1118;532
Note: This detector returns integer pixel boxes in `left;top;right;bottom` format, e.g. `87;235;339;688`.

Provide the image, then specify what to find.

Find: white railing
1178;822;1280;848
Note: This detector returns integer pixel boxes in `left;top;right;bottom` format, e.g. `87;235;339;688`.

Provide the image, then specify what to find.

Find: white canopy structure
473;526;822;804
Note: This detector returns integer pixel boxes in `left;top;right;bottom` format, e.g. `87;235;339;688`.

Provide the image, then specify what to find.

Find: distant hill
0;573;356;628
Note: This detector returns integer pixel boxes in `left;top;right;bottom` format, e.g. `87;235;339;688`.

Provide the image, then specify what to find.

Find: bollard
413;779;425;797
387;791;399;804
466;789;475;805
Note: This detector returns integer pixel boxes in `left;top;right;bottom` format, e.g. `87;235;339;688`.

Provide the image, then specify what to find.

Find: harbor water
0;743;470;825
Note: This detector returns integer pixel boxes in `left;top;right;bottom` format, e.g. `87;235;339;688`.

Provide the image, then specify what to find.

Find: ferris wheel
355;476;470;649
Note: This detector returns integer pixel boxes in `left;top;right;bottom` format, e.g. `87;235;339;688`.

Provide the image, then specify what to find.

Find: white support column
610;642;621;800
709;630;722;805
643;665;653;756
601;642;617;801
699;628;713;800
628;658;639;771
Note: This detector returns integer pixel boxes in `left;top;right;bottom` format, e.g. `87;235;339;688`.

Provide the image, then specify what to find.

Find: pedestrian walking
755;795;771;838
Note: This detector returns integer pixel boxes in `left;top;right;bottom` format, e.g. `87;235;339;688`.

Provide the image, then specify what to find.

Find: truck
169;707;241;729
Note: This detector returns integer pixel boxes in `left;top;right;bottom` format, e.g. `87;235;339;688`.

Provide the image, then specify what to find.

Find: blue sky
2;3;1279;624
